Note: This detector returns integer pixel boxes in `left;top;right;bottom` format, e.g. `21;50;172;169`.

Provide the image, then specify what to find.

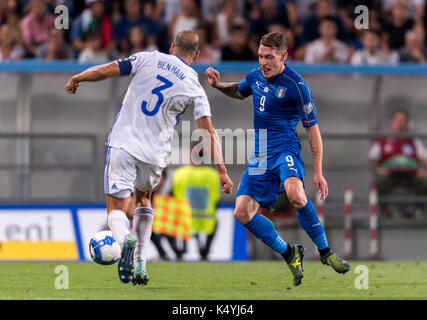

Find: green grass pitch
1;260;427;300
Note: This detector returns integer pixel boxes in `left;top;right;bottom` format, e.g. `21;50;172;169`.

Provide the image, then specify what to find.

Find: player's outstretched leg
296;198;350;274
118;233;137;283
240;210;305;286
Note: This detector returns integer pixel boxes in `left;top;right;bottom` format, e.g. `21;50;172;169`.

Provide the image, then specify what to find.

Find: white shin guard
107;210;130;248
133;207;154;265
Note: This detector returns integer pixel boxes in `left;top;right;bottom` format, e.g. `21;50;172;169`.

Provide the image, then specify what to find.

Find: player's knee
106;195;128;213
135;189;152;207
233;208;251;224
287;190;307;209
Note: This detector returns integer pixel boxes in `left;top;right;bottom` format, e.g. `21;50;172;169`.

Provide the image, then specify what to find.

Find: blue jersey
237;64;318;170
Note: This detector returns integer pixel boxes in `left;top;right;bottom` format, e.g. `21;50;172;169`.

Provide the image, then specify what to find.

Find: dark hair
127;25;147;50
260;31;288;52
319;15;337;26
392;108;410;120
174;30;200;56
230;24;245;33
84;29;101;41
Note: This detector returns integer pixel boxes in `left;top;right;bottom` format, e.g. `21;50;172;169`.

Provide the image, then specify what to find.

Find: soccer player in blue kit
205;32;350;286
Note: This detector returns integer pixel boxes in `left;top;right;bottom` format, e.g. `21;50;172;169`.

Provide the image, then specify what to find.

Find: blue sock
297;199;329;250
244;213;288;255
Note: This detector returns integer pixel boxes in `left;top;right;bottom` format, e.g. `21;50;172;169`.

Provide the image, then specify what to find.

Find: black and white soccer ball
89;230;121;265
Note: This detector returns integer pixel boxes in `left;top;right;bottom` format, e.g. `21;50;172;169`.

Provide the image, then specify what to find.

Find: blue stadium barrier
0;203;246;262
1;59;427;74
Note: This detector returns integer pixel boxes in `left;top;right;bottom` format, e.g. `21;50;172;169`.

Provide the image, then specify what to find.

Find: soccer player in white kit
65;31;234;285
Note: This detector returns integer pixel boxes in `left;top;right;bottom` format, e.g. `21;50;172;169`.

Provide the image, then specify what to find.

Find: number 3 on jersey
141;75;174;116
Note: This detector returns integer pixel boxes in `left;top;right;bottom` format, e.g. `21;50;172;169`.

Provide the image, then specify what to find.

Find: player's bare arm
196;115;234;194
65;62;121;94
306;124;328;200
205;67;245;100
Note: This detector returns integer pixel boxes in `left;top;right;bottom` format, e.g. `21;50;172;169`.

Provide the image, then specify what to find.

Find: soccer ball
89;230;121;265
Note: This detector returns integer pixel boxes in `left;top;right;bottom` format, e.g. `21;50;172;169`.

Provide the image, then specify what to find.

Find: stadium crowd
1;0;427;63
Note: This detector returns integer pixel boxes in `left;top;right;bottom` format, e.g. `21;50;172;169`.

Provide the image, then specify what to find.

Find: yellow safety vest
172;165;220;235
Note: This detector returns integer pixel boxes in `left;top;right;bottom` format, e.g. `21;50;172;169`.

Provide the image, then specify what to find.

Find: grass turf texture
1;260;427;300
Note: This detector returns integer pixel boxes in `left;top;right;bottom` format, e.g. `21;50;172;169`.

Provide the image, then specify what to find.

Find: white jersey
107;50;211;167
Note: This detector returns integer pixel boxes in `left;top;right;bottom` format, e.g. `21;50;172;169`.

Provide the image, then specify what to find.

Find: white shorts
104;147;163;198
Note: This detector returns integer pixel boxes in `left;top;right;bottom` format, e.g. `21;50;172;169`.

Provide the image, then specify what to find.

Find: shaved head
174;30;200;56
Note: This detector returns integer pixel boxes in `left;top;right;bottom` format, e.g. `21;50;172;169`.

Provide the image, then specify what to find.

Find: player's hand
416;167;427;178
376;167;389;176
219;172;234;194
205;67;221;88
313;173;328;201
65;77;80;94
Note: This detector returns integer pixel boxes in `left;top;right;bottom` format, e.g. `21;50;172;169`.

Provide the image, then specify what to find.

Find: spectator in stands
35;27;74;60
199;0;222;23
116;25;158;59
268;23;296;60
337;0;383;38
113;0;157;53
0;0;23;46
351;29;396;65
0;23;24;61
110;0;123;25
383;0;425;25
1;0;20;25
304;16;349;63
58;0;82;20
399;29;427;62
20;0;55;57
129;25;158;53
169;0;201;41
153;0;181;25
195;23;220;63
78;29;107;62
211;0;245;49
381;0;415;51
0;0;6;25
221;24;255;61
368;108;427;218
1;0;22;43
71;0;113;53
142;0;168;51
250;0;298;42
300;0;347;45
68;0;86;19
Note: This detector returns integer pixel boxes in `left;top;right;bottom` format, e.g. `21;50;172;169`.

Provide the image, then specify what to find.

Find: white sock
107;210;130;248
133;207;154;265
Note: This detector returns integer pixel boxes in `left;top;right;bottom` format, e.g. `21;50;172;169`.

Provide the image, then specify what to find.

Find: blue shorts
236;151;305;208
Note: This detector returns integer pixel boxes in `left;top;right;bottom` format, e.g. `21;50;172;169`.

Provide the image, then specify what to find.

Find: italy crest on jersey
276;87;287;98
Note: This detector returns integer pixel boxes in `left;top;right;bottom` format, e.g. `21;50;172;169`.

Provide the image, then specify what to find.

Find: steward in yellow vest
172;164;220;260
